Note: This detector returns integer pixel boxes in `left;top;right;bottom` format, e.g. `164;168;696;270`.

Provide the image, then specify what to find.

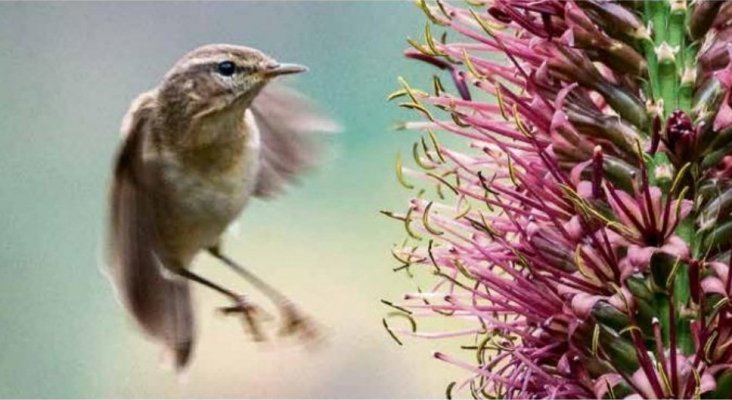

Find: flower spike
388;0;732;398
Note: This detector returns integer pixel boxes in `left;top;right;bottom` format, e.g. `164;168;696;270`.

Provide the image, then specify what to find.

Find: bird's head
158;44;306;118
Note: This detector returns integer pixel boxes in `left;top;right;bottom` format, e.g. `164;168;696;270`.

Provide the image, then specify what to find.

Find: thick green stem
676;217;695;355
664;6;685;114
659;56;677;117
651;1;668;45
644;0;690;117
674;265;694;354
679;44;697;112
643;0;697;358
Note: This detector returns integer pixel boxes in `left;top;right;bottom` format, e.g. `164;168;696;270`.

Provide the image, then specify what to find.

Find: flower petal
571;293;604;319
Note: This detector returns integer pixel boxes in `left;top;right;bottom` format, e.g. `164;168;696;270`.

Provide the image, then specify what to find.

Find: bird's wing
250;84;340;199
106;92;195;369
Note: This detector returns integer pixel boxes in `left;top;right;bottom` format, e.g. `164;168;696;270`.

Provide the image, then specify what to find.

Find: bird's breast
152;110;261;261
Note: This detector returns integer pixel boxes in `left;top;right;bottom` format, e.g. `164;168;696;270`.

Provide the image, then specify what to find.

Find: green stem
644;0;690;118
676;217;696;355
650;1;668;45
659;56;677;117
657;292;671;345
644;0;696;356
673;264;694;354
665;8;684;114
679;44;697;113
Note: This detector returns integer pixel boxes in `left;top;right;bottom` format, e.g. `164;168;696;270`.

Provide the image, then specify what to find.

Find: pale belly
152;114;261;265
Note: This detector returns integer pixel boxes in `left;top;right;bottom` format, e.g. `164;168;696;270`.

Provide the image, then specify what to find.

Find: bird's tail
107;249;196;370
106;165;195;370
139;265;195;369
107;90;195;370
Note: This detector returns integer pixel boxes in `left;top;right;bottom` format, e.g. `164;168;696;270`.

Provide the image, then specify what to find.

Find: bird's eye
216;61;236;77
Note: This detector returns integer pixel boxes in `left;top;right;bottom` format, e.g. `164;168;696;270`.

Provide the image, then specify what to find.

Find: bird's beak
263;63;308;78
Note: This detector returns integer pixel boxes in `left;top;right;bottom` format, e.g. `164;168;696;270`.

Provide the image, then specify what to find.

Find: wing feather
250;84;340;198
106;93;194;369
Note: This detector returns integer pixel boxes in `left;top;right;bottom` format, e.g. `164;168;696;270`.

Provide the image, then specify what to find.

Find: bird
105;44;338;370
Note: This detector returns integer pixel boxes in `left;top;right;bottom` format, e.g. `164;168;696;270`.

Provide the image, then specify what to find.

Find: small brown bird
106;44;338;369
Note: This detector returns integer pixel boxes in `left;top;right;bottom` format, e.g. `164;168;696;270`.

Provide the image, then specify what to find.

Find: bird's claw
219;296;319;344
218;295;269;341
277;301;319;344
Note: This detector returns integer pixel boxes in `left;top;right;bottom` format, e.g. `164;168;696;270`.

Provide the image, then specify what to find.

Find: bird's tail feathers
107;168;195;370
108;253;195;371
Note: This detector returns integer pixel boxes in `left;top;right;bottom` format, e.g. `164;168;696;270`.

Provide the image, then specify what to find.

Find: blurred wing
250;84;340;198
106;92;194;369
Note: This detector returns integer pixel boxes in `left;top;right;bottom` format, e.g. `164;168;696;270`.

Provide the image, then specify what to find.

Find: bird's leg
172;267;267;341
208;246;318;341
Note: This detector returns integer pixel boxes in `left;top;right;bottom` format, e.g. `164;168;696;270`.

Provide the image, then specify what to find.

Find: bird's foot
219;295;270;341
277;301;320;344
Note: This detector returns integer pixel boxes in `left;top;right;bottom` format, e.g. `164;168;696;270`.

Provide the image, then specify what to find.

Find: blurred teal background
0;2;460;397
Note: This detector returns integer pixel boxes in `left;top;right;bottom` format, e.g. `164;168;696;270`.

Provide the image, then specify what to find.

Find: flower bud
626;276;653;303
699;28;732;76
698;186;732;231
713;154;732;181
693;77;726;123
577;0;648;40
487;6;512;24
598;328;639;374
650;251;679;290
592;146;604;199
591;301;630;331
566;109;640;157
703;219;732;251
712;2;732;31
565;2;647;77
666;109;697;161
689;0;722;40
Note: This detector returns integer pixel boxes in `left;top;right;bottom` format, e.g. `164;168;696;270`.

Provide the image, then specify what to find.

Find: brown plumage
106;44;338;369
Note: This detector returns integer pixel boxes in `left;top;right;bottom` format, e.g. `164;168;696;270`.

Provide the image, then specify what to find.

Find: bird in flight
106;44;338;369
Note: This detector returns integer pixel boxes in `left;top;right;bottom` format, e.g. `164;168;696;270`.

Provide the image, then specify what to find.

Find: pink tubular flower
385;1;732;398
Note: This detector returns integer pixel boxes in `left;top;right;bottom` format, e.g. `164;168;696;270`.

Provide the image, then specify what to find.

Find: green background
0;2;460;397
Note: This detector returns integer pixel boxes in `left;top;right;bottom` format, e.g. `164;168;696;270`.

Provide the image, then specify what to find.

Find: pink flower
385;0;732;398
